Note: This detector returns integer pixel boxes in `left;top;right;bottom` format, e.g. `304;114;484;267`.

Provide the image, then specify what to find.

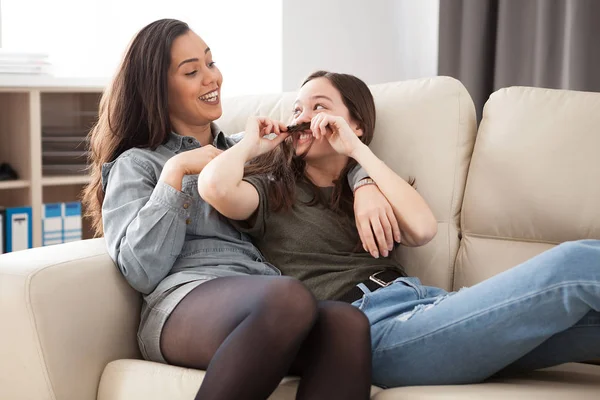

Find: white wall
1;0;282;97
0;0;3;47
282;0;439;90
2;0;439;94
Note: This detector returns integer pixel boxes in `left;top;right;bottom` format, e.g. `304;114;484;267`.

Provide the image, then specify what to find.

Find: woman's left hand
354;184;401;258
311;113;364;157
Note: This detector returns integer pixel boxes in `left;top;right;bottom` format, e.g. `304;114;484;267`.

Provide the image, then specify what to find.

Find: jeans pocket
393;277;425;299
350;290;372;311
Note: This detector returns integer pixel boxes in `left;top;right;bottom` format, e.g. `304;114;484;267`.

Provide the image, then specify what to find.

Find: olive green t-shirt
234;175;406;301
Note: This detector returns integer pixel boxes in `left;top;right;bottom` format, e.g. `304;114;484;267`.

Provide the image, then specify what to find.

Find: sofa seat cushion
98;359;383;399
372;363;600;399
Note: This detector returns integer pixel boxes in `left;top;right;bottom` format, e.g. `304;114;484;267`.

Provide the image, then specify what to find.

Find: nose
202;65;220;87
294;108;314;124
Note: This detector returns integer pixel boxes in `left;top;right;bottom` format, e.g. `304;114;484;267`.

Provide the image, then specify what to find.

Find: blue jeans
351;239;600;388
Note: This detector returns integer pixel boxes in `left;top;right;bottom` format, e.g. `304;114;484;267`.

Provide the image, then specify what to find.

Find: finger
272;121;281;135
379;210;394;252
370;216;387;257
310;115;319;139
386;207;401;244
355;216;367;252
262;118;273;133
278;120;288;132
271;132;289;146
264;122;273;136
361;218;379;258
317;113;327;139
256;116;267;127
254;117;265;134
320;118;330;139
316;113;328;138
267;118;278;132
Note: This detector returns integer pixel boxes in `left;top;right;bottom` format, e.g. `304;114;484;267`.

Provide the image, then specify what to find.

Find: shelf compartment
0;92;31;181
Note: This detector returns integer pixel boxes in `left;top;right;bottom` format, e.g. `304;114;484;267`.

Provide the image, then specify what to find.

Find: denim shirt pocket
181;175;200;234
180;174;246;241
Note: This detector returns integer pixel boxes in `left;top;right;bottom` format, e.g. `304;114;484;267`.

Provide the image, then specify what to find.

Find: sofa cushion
99;360;600;400
217;76;477;291
456;86;600;288
98;359;383;399
371;363;600;399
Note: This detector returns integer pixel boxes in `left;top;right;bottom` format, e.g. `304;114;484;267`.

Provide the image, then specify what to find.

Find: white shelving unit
0;75;106;247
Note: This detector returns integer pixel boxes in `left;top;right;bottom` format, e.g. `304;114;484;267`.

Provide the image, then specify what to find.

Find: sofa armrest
0;238;141;400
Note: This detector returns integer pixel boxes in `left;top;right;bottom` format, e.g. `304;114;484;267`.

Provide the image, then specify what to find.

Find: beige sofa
1;77;599;400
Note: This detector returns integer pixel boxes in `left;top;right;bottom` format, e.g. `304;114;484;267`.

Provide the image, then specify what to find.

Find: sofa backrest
455;87;600;289
218;76;477;291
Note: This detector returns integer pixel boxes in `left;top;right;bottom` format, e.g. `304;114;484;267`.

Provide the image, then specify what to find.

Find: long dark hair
83;19;190;236
244;71;377;218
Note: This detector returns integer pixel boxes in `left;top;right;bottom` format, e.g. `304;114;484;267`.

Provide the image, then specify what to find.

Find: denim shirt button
255;257;263;262
185;218;191;225
183;203;189;209
187;138;193;144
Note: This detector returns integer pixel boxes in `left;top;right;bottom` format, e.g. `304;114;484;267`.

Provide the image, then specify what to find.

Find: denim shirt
101;123;368;296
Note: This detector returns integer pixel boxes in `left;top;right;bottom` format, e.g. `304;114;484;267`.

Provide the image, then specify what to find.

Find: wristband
353;178;376;192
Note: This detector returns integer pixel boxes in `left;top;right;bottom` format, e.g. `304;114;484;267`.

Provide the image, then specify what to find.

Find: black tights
160;276;371;400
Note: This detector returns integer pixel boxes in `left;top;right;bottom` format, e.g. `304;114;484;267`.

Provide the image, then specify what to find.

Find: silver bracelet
353;178;376;192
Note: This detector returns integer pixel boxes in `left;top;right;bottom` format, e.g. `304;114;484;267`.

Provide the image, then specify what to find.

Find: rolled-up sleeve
102;155;190;294
229;174;269;238
347;163;369;187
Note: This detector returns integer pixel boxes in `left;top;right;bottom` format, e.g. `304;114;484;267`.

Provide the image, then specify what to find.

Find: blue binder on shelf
62;201;82;243
42;203;63;246
5;206;33;252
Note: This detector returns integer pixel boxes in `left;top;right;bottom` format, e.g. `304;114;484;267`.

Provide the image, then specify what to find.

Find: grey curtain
439;0;600;120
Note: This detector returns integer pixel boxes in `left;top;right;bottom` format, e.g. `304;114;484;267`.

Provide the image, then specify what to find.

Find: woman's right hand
160;145;223;191
241;116;289;159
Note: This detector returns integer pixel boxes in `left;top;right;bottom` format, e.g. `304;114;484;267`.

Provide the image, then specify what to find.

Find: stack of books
0;49;52;75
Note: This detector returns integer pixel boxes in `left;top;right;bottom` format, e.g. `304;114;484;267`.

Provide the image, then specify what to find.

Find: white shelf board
0;179;30;190
41;175;91;186
0;75;107;91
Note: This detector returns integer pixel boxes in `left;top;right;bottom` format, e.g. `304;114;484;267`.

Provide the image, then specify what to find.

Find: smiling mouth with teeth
297;132;313;142
287;121;313;143
199;90;219;103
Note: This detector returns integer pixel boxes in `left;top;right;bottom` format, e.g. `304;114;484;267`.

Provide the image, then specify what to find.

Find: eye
314;103;326;110
185;70;198;76
292;108;301;115
208;61;216;68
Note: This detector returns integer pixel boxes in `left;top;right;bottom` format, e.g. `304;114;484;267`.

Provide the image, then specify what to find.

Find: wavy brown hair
244;71;377;218
82;19;190;236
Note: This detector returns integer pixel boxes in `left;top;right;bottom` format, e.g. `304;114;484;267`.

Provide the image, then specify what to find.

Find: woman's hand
160;145;223;191
241;116;289;159
354;184;401;258
311;113;365;157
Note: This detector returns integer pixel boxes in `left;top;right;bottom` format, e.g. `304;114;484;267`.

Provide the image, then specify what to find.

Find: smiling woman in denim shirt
82;19;402;400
